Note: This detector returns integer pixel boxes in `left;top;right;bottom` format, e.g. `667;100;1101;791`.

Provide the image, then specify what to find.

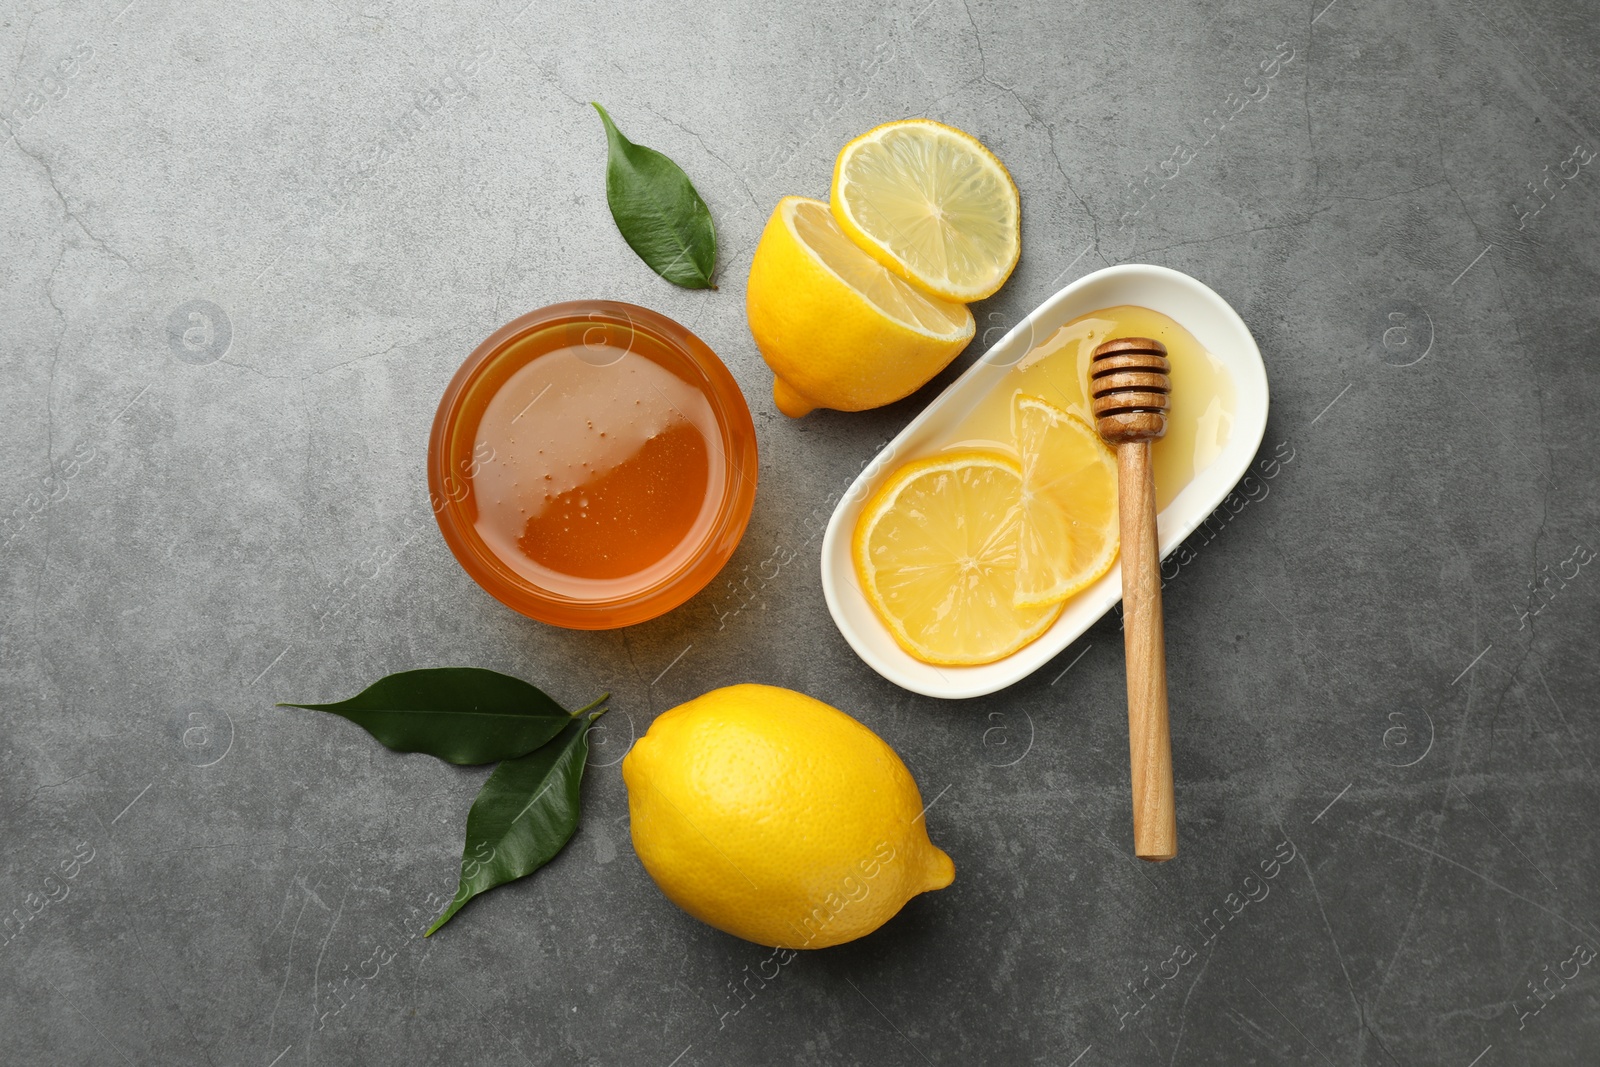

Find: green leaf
426;710;604;935
279;668;603;766
593;102;718;289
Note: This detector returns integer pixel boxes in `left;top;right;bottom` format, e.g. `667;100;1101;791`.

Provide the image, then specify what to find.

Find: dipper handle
1116;440;1176;861
1090;336;1176;862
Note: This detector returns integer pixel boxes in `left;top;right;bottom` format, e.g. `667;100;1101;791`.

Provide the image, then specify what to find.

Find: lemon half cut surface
831;119;1022;303
853;451;1063;665
745;196;974;417
1013;394;1120;608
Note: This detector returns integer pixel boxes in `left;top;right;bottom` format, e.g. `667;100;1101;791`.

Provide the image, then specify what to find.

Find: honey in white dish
942;305;1235;509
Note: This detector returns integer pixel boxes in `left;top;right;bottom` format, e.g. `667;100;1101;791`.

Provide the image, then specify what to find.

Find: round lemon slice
853;451;1063;665
831;119;1021;302
746;196;974;417
1012;394;1119;609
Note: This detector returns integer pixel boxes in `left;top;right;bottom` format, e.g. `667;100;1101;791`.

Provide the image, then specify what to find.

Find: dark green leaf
593;102;718;289
426;711;603;935
279;668;602;766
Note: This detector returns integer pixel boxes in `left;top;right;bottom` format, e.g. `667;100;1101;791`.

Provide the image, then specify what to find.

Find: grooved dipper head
1090;337;1171;445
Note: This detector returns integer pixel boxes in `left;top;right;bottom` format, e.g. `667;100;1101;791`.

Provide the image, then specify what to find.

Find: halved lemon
852;451;1063;665
831;119;1021;303
1013;394;1119;608
746;196;974;417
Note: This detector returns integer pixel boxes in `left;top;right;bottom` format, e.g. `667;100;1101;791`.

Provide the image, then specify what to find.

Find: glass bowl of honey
429;301;758;629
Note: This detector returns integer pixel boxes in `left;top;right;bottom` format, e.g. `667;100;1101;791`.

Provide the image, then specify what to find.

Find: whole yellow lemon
621;684;955;948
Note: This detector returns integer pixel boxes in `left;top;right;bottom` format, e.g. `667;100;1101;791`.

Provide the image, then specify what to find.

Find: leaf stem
572;692;610;718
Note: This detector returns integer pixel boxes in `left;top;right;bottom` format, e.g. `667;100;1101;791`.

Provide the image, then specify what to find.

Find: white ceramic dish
819;264;1269;699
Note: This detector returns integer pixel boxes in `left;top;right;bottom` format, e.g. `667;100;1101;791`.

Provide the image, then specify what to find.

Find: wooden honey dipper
1090;337;1177;861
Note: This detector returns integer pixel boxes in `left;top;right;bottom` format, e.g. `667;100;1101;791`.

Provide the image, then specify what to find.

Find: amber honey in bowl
429;301;757;629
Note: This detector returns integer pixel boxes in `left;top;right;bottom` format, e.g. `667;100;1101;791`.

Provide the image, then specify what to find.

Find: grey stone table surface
3;0;1597;1063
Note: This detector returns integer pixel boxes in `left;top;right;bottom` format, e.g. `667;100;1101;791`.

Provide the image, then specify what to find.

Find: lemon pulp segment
832;119;1021;302
1013;394;1120;608
853;452;1062;665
